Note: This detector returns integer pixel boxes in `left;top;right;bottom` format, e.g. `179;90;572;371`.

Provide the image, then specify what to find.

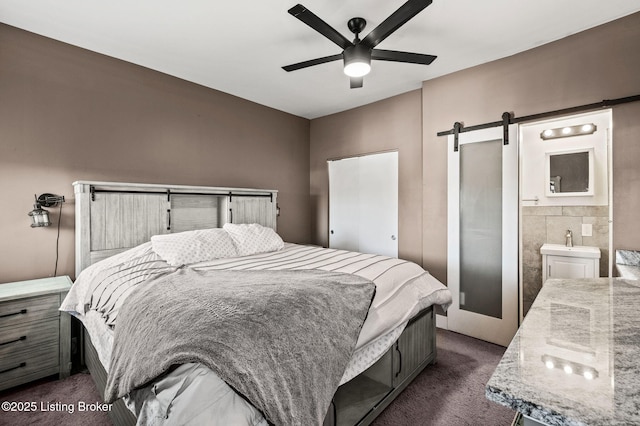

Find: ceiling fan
282;0;437;88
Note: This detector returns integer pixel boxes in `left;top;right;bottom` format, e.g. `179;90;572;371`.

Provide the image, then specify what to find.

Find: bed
61;181;452;426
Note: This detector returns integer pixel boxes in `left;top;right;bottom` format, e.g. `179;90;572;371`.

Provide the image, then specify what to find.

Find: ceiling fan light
343;45;371;77
344;62;371;77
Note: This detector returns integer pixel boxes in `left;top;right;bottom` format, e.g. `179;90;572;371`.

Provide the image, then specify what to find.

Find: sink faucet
565;229;573;247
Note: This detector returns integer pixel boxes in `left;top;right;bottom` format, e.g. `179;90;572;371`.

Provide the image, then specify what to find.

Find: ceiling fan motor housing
347;17;367;37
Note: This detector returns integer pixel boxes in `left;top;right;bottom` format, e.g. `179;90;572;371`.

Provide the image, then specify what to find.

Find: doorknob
391;235;396;240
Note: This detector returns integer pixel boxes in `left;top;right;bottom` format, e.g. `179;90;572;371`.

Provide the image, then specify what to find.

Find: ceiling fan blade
288;4;353;50
350;77;363;89
371;49;436;65
361;0;432;48
282;54;343;72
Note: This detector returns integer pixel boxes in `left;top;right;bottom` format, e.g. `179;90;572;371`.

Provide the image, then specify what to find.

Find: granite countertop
486;277;640;426
615;249;640;279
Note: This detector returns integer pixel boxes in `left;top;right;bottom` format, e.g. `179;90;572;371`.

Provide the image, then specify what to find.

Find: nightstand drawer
0;318;60;361
0;276;72;391
0;344;59;388
0;294;60;329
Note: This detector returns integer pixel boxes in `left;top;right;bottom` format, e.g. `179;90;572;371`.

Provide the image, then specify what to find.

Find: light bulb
344;62;371;77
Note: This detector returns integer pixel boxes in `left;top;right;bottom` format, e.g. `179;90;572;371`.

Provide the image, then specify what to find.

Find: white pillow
222;223;284;256
151;228;239;266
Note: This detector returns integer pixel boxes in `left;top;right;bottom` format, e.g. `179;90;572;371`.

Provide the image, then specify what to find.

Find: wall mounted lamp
28;193;65;227
540;123;597;140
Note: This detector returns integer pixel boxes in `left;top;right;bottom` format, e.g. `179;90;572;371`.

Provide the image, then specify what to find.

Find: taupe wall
422;12;640;284
309;90;423;265
0;24;310;283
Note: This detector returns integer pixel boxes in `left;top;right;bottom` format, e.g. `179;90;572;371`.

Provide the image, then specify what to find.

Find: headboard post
74;182;92;278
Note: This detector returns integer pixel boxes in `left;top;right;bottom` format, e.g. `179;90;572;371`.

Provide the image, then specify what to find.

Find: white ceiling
1;1;639;119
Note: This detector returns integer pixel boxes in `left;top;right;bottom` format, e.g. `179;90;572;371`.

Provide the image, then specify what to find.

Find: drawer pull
0;336;27;346
0;309;27;319
395;341;403;378
0;362;26;375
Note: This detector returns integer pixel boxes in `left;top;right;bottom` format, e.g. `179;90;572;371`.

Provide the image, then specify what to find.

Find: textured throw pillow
223;223;284;256
151;228;239;266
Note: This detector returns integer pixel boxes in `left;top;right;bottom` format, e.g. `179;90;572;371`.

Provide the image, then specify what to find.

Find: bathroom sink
540;243;601;258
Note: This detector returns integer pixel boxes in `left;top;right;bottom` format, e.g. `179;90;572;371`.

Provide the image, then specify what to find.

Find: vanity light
540;123;597;140
542;355;599;380
28;193;65;227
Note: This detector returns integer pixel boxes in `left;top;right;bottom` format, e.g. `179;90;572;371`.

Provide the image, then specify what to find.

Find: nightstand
0;276;72;391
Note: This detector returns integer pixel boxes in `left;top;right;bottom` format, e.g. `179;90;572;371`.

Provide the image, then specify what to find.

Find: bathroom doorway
519;110;612;319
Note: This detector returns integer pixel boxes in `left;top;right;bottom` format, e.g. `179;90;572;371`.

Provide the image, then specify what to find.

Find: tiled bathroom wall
521;205;609;315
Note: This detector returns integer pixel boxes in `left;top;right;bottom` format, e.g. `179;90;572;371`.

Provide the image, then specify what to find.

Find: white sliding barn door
328;151;398;258
447;127;518;347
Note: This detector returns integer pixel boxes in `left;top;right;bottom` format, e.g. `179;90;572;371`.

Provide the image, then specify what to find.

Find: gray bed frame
73;180;438;426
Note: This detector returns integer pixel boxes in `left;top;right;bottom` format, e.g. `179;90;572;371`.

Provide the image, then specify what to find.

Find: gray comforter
104;268;376;425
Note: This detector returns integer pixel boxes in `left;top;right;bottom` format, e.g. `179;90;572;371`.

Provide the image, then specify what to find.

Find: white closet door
358;152;398;257
329;151;398;257
329;156;360;252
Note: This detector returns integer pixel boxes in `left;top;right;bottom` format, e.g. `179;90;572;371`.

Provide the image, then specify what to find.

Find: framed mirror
545;148;594;197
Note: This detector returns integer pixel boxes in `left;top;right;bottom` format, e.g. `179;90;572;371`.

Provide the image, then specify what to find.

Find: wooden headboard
73;181;278;276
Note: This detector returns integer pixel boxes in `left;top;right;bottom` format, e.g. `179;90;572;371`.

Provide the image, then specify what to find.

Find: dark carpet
0;329;514;426
372;329;515;426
